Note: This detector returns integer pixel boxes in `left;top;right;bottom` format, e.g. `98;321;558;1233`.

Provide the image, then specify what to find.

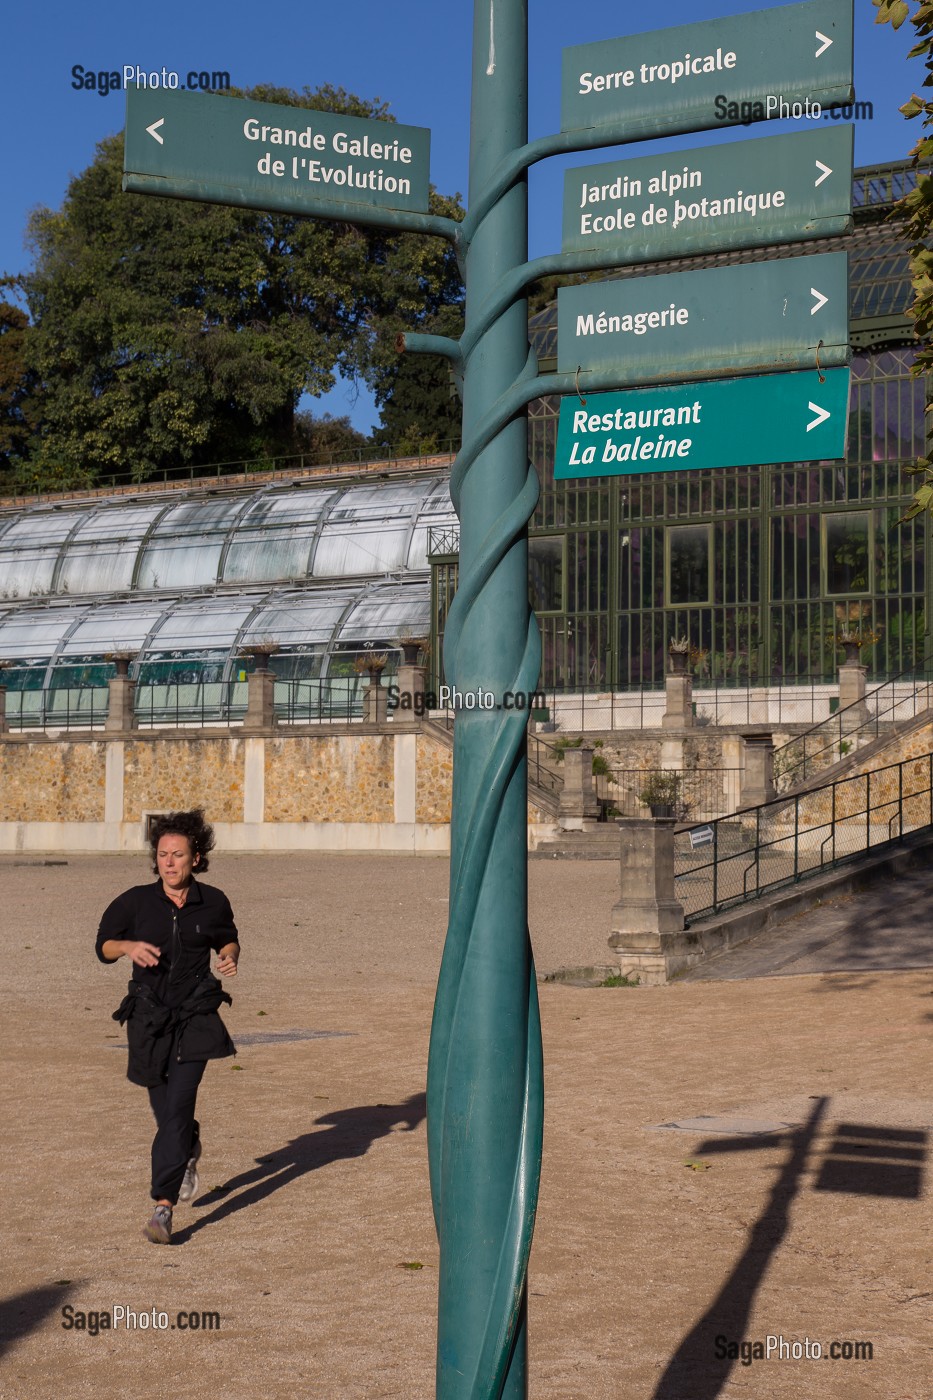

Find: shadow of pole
172;1092;426;1245
652;1096;829;1400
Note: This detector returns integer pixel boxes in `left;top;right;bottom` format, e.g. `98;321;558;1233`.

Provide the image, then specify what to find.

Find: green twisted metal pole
425;2;544;1397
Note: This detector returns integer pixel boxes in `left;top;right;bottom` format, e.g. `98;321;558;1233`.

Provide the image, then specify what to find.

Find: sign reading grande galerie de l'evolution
124;87;431;217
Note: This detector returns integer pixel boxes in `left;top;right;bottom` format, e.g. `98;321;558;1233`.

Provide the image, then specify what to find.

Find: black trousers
147;1054;206;1204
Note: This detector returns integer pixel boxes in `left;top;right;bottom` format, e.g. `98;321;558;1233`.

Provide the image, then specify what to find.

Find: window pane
668;525;710;605
529;536;564;613
825;512;870;595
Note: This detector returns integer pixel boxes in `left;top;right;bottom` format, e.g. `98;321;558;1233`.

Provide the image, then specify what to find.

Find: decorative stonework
265;735;394;823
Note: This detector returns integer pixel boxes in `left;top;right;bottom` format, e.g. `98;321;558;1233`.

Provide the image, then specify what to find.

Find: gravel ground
1;852;930;1399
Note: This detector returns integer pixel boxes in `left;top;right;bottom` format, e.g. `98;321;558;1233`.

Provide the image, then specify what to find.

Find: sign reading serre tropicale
562;125;853;260
123;88;431;217
561;0;853;139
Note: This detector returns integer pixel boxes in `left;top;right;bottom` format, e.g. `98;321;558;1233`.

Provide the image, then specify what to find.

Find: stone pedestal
663;672;694;729
392;662;427;728
740;732;775;808
558;745;601;831
838;661;869;729
105;675;136;733
364;679;388;725
243;668;276;731
608;818;685;985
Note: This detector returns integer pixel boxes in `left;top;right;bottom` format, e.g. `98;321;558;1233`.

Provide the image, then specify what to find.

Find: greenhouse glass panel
313;482;430;577
56;506;165;595
222;490;339;583
56;601;168;657
0;513;80;600
144;597;258;654
243;589;361;650
136;500;247;590
406;484;456;570
336;585;431;647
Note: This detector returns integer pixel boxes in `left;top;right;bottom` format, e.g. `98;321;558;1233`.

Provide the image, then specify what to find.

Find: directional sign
554;368;851;479
562;0;853;140
562;125;853;260
557;251;848;387
124;88;431;217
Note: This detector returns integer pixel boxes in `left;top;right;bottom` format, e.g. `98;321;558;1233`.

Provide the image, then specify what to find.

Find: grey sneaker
178;1138;202;1203
143;1205;173;1245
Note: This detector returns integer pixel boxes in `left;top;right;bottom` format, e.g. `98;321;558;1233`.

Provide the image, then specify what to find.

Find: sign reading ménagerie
562;126;852;260
554;368;851;479
557;252;848;386
124;88;431;216
561;0;853;140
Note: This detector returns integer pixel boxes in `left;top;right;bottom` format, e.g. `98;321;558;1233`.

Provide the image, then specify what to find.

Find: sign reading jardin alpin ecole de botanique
123;87;431;217
556;0;854;481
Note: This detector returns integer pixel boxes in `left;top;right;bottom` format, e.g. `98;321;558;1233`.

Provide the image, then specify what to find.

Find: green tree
13;84;464;490
874;1;933;515
0;295;39;476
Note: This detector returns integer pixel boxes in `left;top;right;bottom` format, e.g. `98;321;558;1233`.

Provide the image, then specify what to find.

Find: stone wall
0;725;553;853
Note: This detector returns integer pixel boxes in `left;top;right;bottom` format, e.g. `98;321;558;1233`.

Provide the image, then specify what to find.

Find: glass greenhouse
0;475;454;698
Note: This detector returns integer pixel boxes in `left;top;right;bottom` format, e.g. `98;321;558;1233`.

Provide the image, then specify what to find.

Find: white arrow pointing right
807;401;831;432
815;29;833;58
810;286;829;316
146;117;165;145
815;159;832;187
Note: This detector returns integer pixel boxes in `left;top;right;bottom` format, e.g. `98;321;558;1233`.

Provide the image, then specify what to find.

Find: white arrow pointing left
810;286;828;315
815;29;833;58
815;159;832;187
146;118;165;145
807;401;831;432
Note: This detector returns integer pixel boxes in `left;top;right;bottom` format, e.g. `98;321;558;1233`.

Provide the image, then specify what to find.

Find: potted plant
668;635;690;674
353;652;389;684
637;770;682;818
837;627;880;666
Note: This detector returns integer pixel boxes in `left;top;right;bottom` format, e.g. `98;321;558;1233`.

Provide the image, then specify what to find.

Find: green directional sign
123;88;431;217
554;368;851;479
557;251;848;387
562;125;853;260
562;0;853;140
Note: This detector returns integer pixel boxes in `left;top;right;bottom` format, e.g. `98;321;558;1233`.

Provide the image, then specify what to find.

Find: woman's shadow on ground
172;1091;425;1244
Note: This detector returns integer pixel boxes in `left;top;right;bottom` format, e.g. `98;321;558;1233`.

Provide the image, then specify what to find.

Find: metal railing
135;681;248;727
601;768;743;822
774;661;933;790
3;686;109;731
674;753;933;925
274;677;367;724
524;678;843;731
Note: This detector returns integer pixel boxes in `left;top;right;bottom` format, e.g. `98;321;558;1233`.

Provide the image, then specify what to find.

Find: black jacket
112;975;235;1087
96;878;239;1085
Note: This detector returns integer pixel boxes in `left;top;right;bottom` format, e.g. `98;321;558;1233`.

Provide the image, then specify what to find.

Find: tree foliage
0;292;38;473
7;84;464;490
873;1;933;515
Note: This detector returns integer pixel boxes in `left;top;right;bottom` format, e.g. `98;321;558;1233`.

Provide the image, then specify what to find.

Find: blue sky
1;0;921;433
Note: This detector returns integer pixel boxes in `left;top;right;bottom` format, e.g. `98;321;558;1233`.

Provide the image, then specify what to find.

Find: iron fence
528;678;846;732
3;686;109;731
601;768;743;822
135;681;248;727
774;661;933;790
674;752;933;925
273;677;367;724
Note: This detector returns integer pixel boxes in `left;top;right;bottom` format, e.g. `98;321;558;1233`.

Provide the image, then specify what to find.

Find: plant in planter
836;627;880;666
353;652;389;683
637;769;682;818
668;635;690;674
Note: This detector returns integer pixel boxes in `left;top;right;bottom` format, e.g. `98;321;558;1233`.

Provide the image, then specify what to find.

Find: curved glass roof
0;474;455;603
0;580;431;687
0;473;450;687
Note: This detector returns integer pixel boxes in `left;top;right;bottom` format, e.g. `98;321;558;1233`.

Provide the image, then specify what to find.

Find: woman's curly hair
149;808;216;875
